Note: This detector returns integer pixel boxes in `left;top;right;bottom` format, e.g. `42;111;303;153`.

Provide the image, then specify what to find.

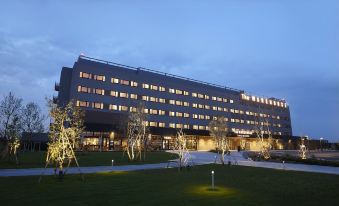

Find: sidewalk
0;151;338;177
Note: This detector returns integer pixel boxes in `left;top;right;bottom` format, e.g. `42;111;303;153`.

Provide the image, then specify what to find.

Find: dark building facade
55;55;292;151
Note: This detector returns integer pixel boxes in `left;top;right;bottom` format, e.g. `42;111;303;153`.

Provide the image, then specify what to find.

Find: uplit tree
126;103;148;161
174;129;189;170
0;92;23;163
22;102;45;151
254;112;273;160
208;116;230;165
298;137;307;159
44;100;84;178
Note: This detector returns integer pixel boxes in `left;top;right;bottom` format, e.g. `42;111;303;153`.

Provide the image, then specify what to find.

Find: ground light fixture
211;170;215;190
112;160;114;167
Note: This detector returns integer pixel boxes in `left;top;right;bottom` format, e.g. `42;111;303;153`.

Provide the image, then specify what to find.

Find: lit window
192;93;197;97
169;100;175;105
76;100;90;107
175;101;182;106
94;88;104;95
193;114;198;119
205;105;210;110
94;75;105;81
176;124;183;129
109;104;118;110
224;117;228;122
111;78;119;84
158;110;165;115
184;124;189;129
143;108;149;113
192;103;198;108
159;98;166;103
130;81;138;87
150;97;158;102
205;95;209;100
193;125;198;130
150;109;158;115
176;89;183;95
149;122;157;127
212;106;217;111
119;105;128;111
217;97;222;102
169;111;175;116
150;85;158;90
230;109;234;113
198;104;204;109
199;125;205;130
169;88;175;93
93;102;103;109
212;96;217;101
184;91;189;96
205;115;210;120
142;96;149;101
169;123;175;128
120;80;129;85
80;72;91;79
184;113;189;118
159;86;166;92
130;107;136;112
230;99;234;103
223;98;228;103
130;94;138;99
183;102;190;107
199;115;205;120
198;93;204;99
77;86;91;93
120;92;129;98
110;91;118;97
142;83;150;89
223;108;228;112
176;112;183;117
159;122;165;127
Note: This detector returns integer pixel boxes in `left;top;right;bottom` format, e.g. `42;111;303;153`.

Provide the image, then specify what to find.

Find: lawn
0;165;338;206
0;151;177;169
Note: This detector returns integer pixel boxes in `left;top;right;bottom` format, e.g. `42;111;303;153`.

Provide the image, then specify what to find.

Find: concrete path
0;151;338;177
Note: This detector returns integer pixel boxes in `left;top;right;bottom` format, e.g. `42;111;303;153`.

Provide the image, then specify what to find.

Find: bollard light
112;160;114;167
282;161;285;170
211;170;215;190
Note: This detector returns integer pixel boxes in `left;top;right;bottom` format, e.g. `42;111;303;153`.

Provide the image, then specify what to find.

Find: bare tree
22;102;45;151
298;137;307;159
254;109;273;160
174;129;190;170
0;92;23;162
208;116;230;165
126;103;148;161
43;100;85;179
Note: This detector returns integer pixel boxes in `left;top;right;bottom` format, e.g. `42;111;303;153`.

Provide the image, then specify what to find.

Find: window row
80;72;236;104
241;93;287;108
77;86;285;120
80;72;105;81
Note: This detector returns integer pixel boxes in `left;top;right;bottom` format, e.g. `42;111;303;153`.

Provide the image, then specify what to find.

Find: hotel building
54;55;292;151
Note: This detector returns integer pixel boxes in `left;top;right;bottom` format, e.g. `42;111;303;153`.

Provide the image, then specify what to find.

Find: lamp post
112;160;114;167
320;138;323;151
211;170;215;190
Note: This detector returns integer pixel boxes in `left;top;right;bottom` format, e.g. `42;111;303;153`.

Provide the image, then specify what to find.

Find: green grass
0;165;338;206
0;151;177;169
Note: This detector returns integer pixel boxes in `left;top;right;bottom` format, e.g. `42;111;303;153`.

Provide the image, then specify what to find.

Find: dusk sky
0;0;338;141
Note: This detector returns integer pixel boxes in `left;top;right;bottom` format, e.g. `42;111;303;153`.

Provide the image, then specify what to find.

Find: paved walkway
0;151;338;177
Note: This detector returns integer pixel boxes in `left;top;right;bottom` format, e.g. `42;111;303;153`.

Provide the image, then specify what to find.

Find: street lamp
112;159;114;167
320;138;324;151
